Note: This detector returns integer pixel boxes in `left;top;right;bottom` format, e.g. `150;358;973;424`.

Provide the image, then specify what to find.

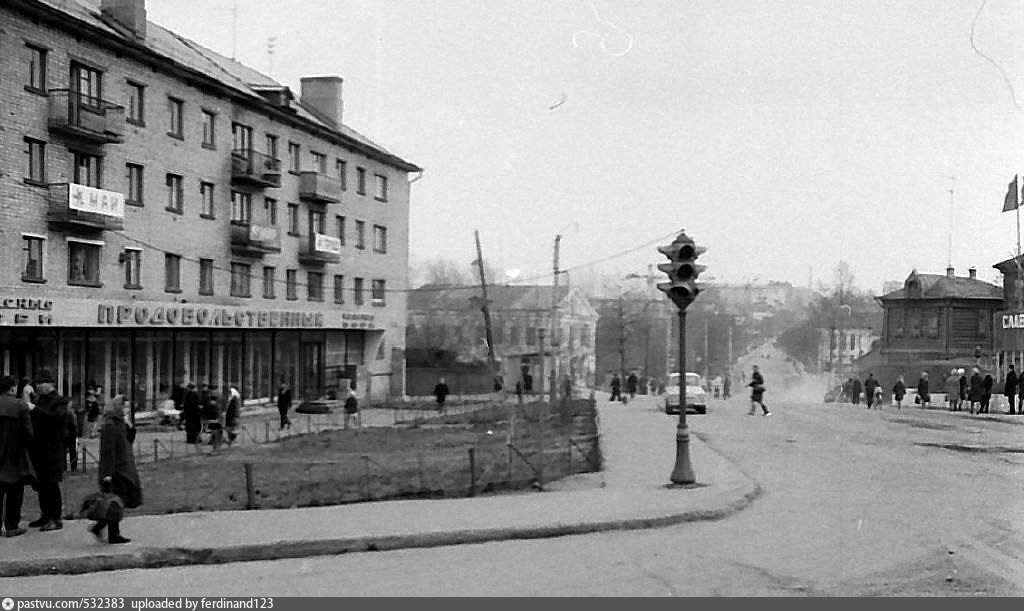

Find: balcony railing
47;183;125;232
48;89;125;144
231;150;282;188
298;171;342;204
298;233;342;265
231;223;282;257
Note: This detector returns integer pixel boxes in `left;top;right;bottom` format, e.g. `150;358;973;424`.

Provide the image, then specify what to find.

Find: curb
0;480;762;578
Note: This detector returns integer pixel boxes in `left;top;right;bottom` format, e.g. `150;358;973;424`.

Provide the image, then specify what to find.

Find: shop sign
313;233;342;254
97;304;324;329
341;312;375;329
0;297;55;326
68;183;125;218
994;311;1024;350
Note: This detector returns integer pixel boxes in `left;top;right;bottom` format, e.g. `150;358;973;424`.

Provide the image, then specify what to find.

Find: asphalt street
5;366;1022;596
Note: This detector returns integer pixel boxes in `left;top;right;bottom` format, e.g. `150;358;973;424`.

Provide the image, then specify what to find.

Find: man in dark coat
609;374;622;402
968;367;984;415
182;383;202;444
981;373;993;414
864;374;880;409
433;377;450;413
747;365;770;416
276;382;292;430
28;368;69;531
626;372;639;399
1004;364;1018;415
0;375;34;537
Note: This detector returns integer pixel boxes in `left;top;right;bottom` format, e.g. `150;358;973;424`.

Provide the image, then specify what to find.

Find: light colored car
664;372;707;414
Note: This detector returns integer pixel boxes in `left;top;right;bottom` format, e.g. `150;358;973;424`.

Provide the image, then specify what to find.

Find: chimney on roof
101;0;147;39
946;266;955;278
969;266;977;279
300;76;343;128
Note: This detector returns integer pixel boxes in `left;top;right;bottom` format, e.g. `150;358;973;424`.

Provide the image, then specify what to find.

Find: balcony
298;233;342;265
231;223;281;257
231;150;282;188
46;183;125;233
48;89;125;144
299;171;342;204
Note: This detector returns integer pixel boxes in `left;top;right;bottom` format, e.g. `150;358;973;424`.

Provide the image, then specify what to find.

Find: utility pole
550;235;561;403
473;231;498;382
703;316;710;385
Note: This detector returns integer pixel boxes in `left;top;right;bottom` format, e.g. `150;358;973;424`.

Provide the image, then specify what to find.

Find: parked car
664;372;707;415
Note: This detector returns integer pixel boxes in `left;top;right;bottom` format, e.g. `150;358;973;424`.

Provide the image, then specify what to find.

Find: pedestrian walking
864;374;880;409
433;377;450;413
343;388;360;430
224;386;241;446
27;369;69;532
893;376;906;410
1005;364;1018;415
609;374;622;402
0;375;34;538
945;369;960;411
850;377;862;406
200;384;223;450
182;383;202;446
958;369;968;412
981;373;993;414
626;372;638;400
85;386;100;438
916;372;931;408
90;394;140;544
89;386;104;438
747;365;771;416
276;382;292;430
723;375;731;399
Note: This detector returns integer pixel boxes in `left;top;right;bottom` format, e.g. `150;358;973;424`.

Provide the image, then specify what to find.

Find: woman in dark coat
850;378;862;406
981;373;993;414
95;395;140;544
182;384;202;445
276;382;292;430
916;372;930;408
892;376;907;410
967;368;984;414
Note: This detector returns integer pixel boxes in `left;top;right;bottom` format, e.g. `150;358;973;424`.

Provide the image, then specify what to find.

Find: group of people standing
844;367;1002;414
174;383;242;451
0;369;140;544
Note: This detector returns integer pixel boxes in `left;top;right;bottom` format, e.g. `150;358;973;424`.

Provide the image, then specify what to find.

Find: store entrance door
299;340;323;401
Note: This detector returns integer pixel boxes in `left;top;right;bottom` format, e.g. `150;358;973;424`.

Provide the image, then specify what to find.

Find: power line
970;0;1023;114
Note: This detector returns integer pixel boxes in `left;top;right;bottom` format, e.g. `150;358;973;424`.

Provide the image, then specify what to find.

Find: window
526;327;537;346
231;190;252;224
333;274;345;304
22;236;44;282
264;198;278;225
374;174;388;202
286;269;298;300
263;266;276;299
232;122;252;153
307;272;324;302
126;163;144;205
510;325;520;345
73;151;102;187
355;220;366;249
848;334;856;351
492;324;503;345
230;262;251;297
978;310;990;339
288;142;300;173
310;151;326;174
309;210;325;235
199;258;214;295
123;248;141;289
353;277;365;305
68;241;101;286
165;174;183;213
266;134;279;160
890;308;904;339
356;167;367;194
908;308;922;339
371;279;386;305
926;311;940;339
336;159;347;190
373;225;387;253
24;138;46;184
167;97;183;138
580;326;590;346
287;203;299;236
26;44;47;93
200;181;215;218
336;215;346;245
127;81;145;125
164;254;181;292
201;110;216;148
72;63;102;106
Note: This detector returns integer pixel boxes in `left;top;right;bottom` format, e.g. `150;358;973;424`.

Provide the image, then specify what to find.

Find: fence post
153;439;159;462
265;421;270;443
306;415;312;434
468;447;476;497
244;463;256;509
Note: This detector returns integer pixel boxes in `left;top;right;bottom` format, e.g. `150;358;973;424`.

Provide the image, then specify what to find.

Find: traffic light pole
671;309;696;485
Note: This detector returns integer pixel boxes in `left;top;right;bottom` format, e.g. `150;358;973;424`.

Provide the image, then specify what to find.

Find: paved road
6;389;1022;596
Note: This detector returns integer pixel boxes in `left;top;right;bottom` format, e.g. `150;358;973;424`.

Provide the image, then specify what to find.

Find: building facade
406;285;599;391
1;0;419;411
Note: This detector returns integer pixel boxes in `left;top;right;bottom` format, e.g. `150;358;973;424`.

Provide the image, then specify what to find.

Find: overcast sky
147;0;1024;294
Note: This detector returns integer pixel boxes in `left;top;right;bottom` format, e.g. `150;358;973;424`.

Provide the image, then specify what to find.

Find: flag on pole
1003;175;1020;212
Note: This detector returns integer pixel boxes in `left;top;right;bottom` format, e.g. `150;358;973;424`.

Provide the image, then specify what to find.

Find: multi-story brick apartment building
0;0;420;410
407;285;599;392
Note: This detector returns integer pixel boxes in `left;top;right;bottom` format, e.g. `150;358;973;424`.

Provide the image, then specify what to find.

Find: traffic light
657;231;706;309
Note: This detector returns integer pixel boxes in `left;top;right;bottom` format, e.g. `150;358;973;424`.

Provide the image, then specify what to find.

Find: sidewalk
0;394;760;578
